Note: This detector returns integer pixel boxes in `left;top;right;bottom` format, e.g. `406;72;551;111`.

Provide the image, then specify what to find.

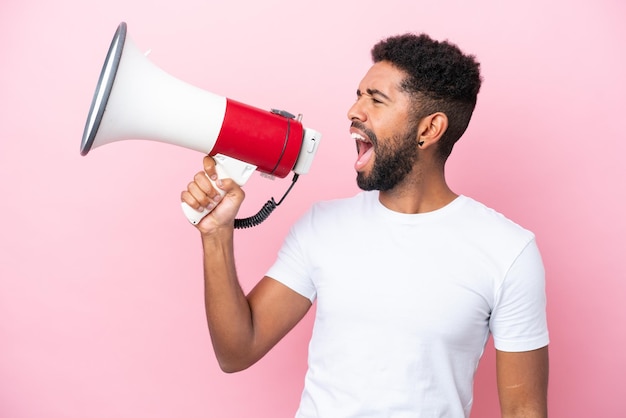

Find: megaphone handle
181;164;229;225
181;201;211;225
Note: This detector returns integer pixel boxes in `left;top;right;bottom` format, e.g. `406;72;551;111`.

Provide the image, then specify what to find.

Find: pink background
1;0;625;416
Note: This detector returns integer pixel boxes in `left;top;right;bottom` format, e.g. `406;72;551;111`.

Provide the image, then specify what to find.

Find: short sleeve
266;213;317;302
490;238;549;352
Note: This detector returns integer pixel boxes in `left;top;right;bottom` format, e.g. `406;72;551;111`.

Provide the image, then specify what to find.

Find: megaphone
81;22;321;227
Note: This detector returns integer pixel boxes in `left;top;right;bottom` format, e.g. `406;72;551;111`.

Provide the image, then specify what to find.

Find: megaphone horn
81;22;321;227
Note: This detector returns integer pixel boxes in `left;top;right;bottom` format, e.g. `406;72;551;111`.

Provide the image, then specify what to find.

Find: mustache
350;121;378;145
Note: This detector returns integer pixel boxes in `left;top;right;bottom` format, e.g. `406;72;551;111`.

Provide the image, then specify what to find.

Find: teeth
351;132;366;141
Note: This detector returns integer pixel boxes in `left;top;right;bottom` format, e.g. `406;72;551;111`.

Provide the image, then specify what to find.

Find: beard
355;121;420;191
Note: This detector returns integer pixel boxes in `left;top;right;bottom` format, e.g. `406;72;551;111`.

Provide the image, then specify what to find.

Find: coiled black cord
234;174;300;229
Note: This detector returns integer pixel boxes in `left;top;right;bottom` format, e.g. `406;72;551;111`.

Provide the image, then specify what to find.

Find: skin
497;347;549;417
181;60;548;417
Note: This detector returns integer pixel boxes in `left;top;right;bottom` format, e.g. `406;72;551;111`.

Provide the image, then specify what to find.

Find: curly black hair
371;34;482;161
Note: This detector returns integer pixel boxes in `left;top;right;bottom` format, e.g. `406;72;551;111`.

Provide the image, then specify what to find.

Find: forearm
201;228;257;372
501;403;547;418
497;347;549;418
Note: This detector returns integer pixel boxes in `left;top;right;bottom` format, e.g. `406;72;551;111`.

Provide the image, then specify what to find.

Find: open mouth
351;131;374;169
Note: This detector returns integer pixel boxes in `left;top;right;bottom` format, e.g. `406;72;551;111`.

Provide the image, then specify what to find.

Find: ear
417;112;448;149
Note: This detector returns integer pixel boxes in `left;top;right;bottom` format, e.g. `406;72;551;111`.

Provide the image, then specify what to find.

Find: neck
378;164;457;214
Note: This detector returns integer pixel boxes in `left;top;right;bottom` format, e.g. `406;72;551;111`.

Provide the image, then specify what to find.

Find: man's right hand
181;155;246;234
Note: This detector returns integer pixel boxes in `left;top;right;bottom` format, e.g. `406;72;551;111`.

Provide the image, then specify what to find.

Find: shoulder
456;195;535;239
447;196;539;267
284;191;376;243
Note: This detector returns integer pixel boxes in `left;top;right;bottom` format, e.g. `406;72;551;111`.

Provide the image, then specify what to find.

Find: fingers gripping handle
181;169;225;225
182;154;256;225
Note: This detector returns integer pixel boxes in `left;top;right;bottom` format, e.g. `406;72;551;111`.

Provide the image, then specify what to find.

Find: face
347;61;420;191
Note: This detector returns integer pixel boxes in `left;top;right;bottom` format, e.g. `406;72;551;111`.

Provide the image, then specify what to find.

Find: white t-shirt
267;192;549;418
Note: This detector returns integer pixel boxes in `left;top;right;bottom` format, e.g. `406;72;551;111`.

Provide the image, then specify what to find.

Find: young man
181;33;549;418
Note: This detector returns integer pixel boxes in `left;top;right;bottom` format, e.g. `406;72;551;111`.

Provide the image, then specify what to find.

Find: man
181;33;549;417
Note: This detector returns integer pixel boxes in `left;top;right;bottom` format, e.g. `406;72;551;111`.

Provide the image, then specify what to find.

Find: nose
347;98;366;122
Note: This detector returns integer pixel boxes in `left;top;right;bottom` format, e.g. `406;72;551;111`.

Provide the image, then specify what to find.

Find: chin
356;173;375;191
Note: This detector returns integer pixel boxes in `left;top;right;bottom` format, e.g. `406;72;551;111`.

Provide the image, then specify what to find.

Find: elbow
218;361;249;374
215;354;257;374
211;336;266;373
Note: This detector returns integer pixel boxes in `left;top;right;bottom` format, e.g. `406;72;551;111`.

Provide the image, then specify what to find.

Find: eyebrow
357;88;392;101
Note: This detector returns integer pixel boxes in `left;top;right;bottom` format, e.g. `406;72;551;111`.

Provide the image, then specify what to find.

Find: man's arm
182;156;312;373
496;346;549;418
202;232;312;372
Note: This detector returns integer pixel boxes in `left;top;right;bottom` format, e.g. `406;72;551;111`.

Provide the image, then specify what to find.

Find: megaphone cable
234;174;300;229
